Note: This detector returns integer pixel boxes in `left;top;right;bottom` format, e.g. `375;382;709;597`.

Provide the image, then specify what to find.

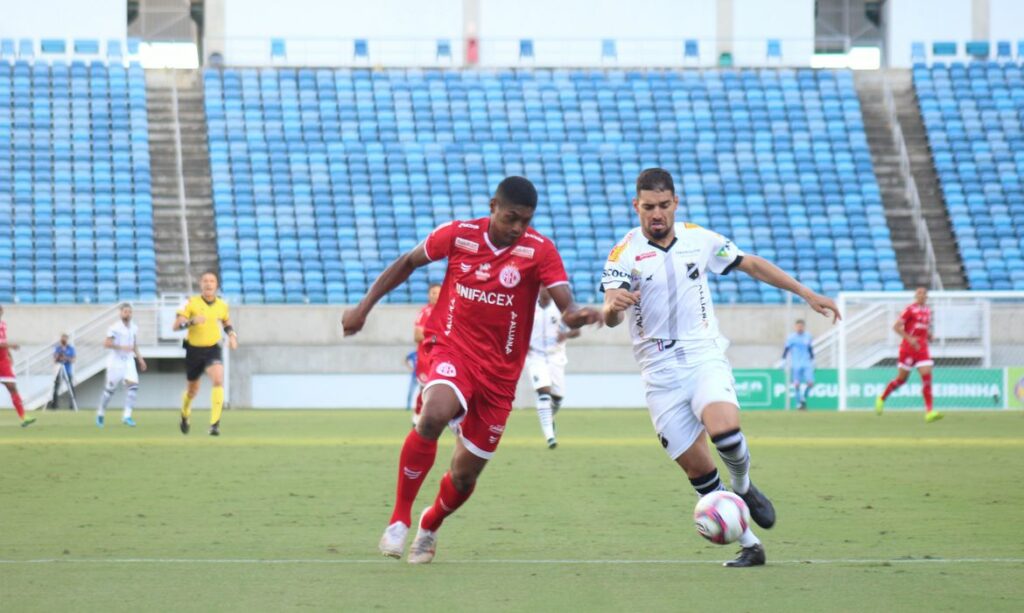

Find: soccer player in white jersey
96;303;147;427
601;169;841;567
527;287;581;448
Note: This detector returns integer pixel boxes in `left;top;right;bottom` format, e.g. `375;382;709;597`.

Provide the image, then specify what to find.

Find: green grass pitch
1;409;1022;612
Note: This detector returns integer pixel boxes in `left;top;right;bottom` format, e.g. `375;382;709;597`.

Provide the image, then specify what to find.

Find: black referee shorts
184;342;223;381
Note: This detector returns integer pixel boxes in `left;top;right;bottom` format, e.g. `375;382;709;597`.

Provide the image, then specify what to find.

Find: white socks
536;393;555;441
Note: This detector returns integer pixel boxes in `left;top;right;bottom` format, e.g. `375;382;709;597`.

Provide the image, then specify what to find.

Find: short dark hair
119;302;132;309
428;283;442;290
796;319;805;325
495;176;538;209
636;168;675;195
201;270;219;281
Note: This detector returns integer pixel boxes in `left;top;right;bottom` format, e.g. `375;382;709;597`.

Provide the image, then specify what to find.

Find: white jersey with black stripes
601;222;744;371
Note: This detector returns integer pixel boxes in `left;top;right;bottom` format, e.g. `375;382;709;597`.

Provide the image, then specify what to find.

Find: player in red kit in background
0;305;36;427
410;283;442;426
876;287;943;422
342;177;600;564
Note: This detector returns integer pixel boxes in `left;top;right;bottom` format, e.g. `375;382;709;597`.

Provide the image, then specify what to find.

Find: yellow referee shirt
177;295;230;348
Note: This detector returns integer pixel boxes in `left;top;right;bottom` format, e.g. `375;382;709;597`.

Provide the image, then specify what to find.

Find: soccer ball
693;491;751;545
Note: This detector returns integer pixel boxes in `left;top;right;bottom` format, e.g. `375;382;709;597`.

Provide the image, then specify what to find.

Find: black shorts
184;343;223;381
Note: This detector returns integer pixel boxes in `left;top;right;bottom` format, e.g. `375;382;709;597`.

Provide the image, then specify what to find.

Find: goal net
813;291;1024;411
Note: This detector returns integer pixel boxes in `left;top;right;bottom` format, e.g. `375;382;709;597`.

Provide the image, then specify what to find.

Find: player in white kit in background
527;287;581;448
602;169;841;567
96;303;147;427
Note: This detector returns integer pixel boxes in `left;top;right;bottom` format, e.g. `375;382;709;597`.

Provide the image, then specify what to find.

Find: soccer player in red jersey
0;305;36;427
342;177;601;564
410;283;442;426
876;287;943;422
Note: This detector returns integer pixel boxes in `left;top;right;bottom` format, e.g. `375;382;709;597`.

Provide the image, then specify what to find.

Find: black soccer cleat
209;421;220;436
739;483;776;529
180;416;190;435
724;544;766;568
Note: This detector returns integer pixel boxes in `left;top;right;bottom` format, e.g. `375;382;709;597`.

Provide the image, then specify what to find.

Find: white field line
0;557;1022;566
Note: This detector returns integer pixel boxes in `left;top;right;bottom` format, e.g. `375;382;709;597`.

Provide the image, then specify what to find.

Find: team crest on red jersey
435;362;457;377
499;264;521;288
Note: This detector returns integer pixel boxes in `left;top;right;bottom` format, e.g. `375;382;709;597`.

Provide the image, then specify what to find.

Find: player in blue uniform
782;319;814;410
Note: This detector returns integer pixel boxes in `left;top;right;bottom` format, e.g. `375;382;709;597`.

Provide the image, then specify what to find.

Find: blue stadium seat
204;67;895;303
914;59;1024;289
0;58;155;302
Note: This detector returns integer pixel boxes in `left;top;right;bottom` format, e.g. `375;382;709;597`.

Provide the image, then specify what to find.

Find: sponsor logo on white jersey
455;282;514;306
455;237;480;253
435;362;457;377
512;245;535;259
499;264;521;288
635;251;657;262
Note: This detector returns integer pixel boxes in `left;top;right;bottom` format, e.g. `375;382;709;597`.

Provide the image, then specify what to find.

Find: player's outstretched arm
601;288;640;328
342;244;432;337
548;284;602;329
736;255;842;323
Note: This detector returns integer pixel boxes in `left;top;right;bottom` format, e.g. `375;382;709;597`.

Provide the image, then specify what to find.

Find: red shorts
421;348;515;460
0;359;14;382
898;340;932;370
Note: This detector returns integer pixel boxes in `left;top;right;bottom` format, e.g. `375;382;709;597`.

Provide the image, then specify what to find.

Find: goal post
822;291;1024;411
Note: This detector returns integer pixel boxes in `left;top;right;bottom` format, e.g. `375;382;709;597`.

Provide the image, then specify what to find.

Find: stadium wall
3;304;832;409
210;0;814;67
884;0;1024;67
0;0;125;43
730;0;813;67
989;0;1024;50
217;0;464;66
6;304;1024;409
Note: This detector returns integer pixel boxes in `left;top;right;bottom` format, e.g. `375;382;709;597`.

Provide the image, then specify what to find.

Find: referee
173;271;238;436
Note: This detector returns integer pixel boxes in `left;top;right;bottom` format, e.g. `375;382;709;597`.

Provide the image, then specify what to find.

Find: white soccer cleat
378;521;409;559
407;508;438;564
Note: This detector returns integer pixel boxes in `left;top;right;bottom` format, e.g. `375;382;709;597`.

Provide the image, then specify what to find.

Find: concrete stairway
855;70;966;289
146;70;218;295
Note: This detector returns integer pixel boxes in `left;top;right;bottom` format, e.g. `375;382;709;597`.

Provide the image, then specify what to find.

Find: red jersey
421;217;568;388
0;321;10;364
414;304;434;338
899;303;931;344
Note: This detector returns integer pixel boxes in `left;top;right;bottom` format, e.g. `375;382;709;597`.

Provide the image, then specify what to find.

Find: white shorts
106;357;139;387
527;354;566;397
642;357;739;460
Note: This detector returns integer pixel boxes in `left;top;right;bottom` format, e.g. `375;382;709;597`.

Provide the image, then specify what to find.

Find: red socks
389;429;438;527
881;378;904;400
421;472;475;532
11;392;24;419
921;372;934;412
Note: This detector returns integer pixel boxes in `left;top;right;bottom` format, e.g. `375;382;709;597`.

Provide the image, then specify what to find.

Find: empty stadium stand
0;59;156;303
915;61;1024;290
204;67;901;304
